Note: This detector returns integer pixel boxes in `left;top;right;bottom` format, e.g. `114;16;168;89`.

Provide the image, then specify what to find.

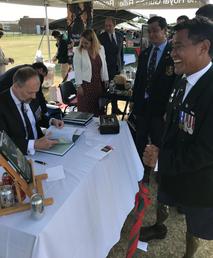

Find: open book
37;126;85;156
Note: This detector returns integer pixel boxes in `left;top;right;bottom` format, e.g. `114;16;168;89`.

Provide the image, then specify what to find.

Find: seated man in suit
0;67;64;155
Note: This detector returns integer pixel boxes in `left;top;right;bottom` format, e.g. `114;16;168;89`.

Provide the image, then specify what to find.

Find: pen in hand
34;160;47;165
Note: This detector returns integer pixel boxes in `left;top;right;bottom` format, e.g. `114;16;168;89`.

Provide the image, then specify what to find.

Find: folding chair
59;81;78;114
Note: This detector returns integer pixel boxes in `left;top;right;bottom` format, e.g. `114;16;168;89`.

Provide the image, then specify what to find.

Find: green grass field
1;34;62;83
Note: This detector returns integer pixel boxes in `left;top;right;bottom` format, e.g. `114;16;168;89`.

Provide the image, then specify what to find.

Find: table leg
122;100;129;121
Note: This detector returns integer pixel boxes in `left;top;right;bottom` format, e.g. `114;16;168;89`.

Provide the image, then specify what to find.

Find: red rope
126;182;151;258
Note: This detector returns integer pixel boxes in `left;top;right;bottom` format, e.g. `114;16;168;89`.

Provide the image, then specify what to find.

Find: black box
99;114;120;134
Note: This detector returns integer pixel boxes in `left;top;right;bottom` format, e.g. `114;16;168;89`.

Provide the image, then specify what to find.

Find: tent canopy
0;0;207;9
48;10;140;31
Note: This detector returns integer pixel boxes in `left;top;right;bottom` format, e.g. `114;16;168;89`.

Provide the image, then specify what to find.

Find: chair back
59;81;77;105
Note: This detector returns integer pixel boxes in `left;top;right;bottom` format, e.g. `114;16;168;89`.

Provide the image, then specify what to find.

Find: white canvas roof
0;0;208;9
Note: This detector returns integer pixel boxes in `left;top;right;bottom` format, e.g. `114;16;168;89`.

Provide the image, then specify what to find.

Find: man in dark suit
0;67;63;155
141;17;213;256
99;17;124;114
133;16;176;181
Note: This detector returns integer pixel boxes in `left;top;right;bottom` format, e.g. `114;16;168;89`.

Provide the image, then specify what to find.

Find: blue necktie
147;46;159;83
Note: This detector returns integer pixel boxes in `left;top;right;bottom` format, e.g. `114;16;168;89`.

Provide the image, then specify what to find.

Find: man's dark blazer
99;31;124;81
0;64;47;114
159;65;213;207
133;43;176;117
0;89;48;154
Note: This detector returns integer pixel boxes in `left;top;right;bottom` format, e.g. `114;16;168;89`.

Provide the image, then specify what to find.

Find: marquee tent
0;0;209;9
48;10;140;31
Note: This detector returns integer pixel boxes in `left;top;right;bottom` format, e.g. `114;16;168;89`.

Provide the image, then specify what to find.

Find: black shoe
139;224;167;242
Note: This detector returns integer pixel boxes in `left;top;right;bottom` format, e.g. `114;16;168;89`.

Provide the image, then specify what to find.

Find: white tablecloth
0;120;143;258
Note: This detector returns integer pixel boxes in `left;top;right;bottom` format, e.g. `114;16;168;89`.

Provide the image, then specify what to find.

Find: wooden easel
0;154;53;216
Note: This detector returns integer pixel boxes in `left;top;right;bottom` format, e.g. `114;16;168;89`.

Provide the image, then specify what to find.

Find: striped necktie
21;102;34;139
110;33;117;45
146;46;159;95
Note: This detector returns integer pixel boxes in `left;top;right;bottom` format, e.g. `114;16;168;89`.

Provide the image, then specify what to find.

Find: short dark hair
51;30;61;38
177;15;189;23
173;16;213;57
13;67;39;86
0;30;4;37
147;16;167;30
32;62;48;75
196;4;213;21
105;16;116;26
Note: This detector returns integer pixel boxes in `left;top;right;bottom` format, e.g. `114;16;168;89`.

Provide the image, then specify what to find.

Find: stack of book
63;111;94;126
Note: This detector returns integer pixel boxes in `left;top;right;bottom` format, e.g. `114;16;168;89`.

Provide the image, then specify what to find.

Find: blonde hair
79;29;101;56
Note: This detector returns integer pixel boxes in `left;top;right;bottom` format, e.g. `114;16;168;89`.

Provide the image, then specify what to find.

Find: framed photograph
0;131;33;183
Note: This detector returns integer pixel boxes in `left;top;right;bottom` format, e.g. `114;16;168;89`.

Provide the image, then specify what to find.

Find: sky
0;3;203;24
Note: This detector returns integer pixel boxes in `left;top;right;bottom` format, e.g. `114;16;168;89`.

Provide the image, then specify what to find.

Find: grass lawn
1;34;62;84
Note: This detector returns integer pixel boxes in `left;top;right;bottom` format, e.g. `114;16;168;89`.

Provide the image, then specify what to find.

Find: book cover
37;143;74;156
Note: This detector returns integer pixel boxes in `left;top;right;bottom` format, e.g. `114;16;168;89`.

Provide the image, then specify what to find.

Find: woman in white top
73;29;108;116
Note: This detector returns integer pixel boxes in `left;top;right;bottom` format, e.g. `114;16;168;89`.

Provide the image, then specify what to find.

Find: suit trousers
158;190;213;240
135;112;165;160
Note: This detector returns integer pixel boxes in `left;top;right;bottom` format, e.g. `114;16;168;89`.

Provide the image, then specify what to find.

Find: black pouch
99;114;120;134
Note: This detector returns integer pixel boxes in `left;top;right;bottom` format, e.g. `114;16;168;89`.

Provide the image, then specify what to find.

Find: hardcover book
63;111;94;126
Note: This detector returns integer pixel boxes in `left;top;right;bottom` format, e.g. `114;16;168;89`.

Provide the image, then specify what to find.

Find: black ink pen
34;160;47;165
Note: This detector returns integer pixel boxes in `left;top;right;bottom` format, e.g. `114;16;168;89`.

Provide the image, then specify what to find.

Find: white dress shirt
108;32;117;44
183;62;212;101
148;40;168;69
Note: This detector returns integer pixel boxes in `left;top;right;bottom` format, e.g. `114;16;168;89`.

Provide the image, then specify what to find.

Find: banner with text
94;0;207;10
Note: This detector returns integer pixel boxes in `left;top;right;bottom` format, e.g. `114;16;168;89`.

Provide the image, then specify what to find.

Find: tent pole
44;1;51;62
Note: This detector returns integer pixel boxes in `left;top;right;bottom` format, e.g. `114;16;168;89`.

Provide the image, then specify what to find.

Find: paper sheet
85;144;113;160
46;165;65;182
46;126;84;144
137;241;148;252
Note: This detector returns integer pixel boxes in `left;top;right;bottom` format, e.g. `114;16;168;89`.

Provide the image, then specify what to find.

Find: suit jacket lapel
6;91;26;134
183;65;213;109
162;78;181;140
163;65;213;144
144;47;152;71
